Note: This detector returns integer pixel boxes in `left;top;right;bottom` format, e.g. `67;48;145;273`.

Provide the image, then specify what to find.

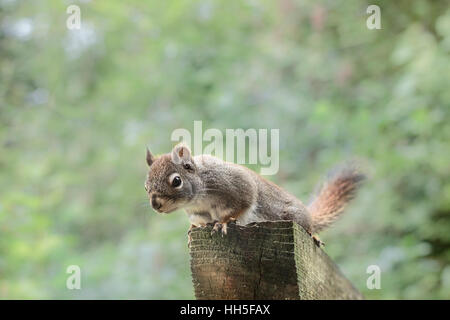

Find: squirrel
144;143;365;247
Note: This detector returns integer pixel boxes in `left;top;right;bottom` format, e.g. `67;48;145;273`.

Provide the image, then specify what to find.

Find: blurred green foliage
0;0;449;299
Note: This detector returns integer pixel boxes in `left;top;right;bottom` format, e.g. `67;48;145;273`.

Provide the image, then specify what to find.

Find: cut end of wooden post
189;220;363;300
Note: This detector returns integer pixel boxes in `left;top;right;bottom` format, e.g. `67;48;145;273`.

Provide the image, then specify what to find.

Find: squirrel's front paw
211;221;228;236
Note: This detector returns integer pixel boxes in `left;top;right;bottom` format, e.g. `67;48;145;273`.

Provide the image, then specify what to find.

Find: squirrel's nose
151;196;162;210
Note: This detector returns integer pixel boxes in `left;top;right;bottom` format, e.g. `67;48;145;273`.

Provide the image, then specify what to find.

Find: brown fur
308;166;366;233
145;144;365;240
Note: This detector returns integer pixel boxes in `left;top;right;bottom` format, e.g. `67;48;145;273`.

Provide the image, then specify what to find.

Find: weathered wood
189;220;363;300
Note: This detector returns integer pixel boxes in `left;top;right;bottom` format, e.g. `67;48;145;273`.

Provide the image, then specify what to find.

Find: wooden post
189;220;363;300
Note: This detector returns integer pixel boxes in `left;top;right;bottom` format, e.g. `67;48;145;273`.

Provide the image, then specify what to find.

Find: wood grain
189;220;363;300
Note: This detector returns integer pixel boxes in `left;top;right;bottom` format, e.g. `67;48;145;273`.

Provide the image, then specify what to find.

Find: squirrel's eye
184;163;192;170
169;173;183;189
172;176;182;188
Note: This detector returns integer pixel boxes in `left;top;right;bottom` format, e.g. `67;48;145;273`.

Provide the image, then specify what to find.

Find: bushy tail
308;164;366;233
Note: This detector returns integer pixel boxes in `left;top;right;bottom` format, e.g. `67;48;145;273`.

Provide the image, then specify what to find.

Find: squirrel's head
144;143;200;214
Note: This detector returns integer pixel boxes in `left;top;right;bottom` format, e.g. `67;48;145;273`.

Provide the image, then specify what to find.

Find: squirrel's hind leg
285;207;323;246
306;231;325;247
312;234;325;247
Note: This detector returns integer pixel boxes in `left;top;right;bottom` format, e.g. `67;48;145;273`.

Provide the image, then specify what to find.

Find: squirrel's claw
211;222;228;237
312;234;325;247
211;222;221;235
222;222;228;235
306;230;325;247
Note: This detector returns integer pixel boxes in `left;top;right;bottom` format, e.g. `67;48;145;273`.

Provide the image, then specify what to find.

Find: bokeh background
1;0;449;299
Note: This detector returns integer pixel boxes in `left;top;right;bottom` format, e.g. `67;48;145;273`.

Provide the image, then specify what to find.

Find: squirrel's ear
171;143;192;164
146;147;155;167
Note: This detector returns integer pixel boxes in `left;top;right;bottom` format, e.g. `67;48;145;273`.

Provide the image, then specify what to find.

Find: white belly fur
236;203;263;226
186;202;261;226
187;212;213;226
